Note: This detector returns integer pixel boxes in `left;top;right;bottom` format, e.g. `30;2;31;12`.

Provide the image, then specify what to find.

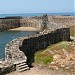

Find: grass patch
42;57;53;64
34;51;53;65
34;41;74;65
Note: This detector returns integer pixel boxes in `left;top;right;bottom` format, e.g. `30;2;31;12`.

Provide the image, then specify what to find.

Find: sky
0;0;74;14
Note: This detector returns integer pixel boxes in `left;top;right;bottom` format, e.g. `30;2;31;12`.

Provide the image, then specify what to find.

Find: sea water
0;31;37;59
0;13;74;18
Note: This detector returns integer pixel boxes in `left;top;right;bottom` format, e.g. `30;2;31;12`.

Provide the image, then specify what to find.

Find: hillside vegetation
34;41;75;74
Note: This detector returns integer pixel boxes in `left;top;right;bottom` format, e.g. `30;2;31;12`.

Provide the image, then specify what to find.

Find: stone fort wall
0;15;48;31
0;27;70;74
0;15;75;31
4;27;70;68
0;14;74;74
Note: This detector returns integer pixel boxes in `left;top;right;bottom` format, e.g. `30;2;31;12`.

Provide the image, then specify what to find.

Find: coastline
0;13;75;18
8;27;38;31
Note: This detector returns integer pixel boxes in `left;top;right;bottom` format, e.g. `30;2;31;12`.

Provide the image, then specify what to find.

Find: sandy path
7;67;45;75
7;66;72;75
9;27;37;31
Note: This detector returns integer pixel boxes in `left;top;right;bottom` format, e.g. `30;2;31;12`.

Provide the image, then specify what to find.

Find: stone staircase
15;60;30;72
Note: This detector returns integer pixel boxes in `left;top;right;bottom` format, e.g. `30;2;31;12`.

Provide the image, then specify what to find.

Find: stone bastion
0;14;74;74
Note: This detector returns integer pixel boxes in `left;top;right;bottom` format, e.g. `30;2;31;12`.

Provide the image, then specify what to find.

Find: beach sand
9;27;37;31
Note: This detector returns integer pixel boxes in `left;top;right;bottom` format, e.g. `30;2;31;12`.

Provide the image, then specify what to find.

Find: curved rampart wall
5;27;70;66
20;27;70;65
1;26;70;74
5;37;27;63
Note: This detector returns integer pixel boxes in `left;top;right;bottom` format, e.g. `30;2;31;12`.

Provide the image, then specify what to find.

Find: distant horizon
0;12;74;14
0;12;74;18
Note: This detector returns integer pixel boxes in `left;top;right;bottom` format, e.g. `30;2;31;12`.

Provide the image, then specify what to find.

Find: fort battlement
0;14;74;74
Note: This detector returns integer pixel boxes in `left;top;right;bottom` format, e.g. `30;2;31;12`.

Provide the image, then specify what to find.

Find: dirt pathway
7;65;73;75
7;67;46;75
